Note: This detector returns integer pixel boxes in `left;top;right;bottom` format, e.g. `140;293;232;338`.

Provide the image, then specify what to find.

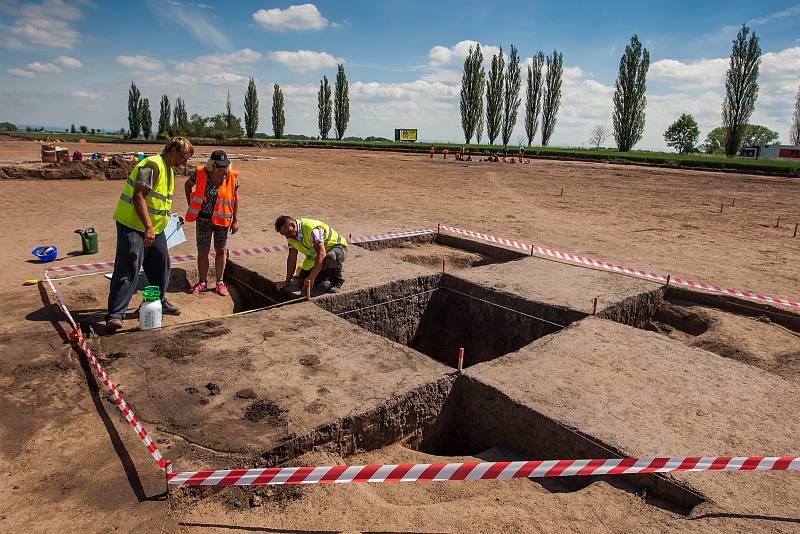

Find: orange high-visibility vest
185;166;238;227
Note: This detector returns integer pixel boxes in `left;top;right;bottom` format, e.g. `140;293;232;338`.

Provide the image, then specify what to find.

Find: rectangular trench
180;373;705;516
315;273;586;368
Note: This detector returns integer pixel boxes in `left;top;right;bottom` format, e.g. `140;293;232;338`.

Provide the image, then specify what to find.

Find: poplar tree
334;64;350;140
244;77;259;138
157;94;171;137
272;84;285;139
501;45;522;147
140;97;152;139
524;52;544;147
791;83;800;145
127;82;141;138
541;50;563;146
460;44;485;144
612;35;650;152
318;76;332;140
485;46;504;145
722;25;761;157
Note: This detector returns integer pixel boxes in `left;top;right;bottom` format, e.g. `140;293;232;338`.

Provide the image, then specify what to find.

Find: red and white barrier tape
43;228;437;274
439;225;800;309
167;455;800;486
43;272;170;473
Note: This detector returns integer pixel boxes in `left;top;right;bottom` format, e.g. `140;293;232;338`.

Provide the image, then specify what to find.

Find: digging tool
24;270;109;286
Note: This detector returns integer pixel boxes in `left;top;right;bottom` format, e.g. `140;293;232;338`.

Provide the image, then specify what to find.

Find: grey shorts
196;217;229;251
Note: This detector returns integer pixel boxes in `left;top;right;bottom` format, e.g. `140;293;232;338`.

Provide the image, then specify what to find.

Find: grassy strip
5;132;798;176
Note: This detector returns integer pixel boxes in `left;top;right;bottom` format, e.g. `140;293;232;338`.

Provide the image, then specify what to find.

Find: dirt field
1;136;799;533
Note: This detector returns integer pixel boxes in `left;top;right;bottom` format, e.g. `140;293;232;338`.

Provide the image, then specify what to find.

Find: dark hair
274;215;294;231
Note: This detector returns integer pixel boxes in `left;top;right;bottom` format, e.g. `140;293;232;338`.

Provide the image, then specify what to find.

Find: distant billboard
394;128;418;142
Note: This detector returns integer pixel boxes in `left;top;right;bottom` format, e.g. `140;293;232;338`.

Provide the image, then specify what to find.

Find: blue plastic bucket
32;245;58;263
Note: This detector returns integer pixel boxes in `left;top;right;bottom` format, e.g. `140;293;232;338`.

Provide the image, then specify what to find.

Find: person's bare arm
276;248;298;289
230;188;239;234
184;177;193;205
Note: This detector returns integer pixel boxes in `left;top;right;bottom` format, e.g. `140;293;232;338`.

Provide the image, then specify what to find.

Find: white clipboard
164;213;186;249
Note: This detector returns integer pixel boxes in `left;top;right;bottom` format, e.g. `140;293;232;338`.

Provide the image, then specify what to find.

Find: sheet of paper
164;213;186;249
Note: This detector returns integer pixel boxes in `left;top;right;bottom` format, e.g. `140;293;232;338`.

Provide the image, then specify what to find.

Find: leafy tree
70;123;76;133
172;96;188;135
722;25;761;157
791;83;800;145
485;46;504;144
79;125;88;134
0;122;17;131
476;107;484;144
127;82;141;138
541;50;563;146
158;94;171;138
588;125;610;148
663;113;700;154
225;90;236;135
140;98;153;139
90;128;96;135
272;83;285;139
334;64;350;140
524;52;544;147
244;77;259;139
612;35;650;152
501;45;522;147
317;75;332;140
703;124;779;154
460;44;485;144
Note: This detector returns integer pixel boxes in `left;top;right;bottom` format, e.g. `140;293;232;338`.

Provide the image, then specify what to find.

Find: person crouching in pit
184;150;240;296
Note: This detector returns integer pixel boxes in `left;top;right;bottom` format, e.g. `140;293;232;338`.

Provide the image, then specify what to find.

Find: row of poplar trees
317;64;350;140
460;24;787;155
460;44;563;147
127;77;288;139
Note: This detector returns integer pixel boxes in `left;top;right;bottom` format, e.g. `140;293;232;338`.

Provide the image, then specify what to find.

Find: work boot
329;280;344;293
106;317;123;333
161;300;181;316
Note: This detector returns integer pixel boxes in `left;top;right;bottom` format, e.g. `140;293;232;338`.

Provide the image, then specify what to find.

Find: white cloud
253;4;330;31
649;57;728;89
116;55;164;71
205;72;247;86
748;4;800;26
26;61;61;73
2;0;82;49
55;55;82;68
161;1;231;50
8;68;36;78
428;40;501;66
71;90;98;100
267;50;342;73
174;48;261;73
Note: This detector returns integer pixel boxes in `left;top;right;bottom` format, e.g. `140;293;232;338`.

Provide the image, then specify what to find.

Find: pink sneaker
216;281;229;296
190;281;207;294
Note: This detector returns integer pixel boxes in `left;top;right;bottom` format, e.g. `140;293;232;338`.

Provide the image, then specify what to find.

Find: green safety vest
287;218;348;270
113;155;174;234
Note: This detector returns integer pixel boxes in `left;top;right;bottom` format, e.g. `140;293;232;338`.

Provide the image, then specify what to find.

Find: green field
4;131;798;176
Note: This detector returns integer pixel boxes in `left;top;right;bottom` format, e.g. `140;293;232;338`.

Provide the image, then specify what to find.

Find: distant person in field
184;150;240;297
429;145;435;158
518;147;524;162
106;137;194;332
442;147;449;159
275;216;348;294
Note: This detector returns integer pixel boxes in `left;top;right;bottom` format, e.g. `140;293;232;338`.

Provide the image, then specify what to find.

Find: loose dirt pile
0;158;136;180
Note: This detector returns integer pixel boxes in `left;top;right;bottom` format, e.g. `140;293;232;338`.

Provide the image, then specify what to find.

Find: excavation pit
316;274;586;368
354;232;527;271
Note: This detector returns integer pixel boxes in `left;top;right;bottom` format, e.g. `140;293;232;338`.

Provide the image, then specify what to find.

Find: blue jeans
107;221;170;320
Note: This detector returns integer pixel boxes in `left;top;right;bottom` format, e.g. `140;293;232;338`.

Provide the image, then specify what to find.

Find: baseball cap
210;149;230;167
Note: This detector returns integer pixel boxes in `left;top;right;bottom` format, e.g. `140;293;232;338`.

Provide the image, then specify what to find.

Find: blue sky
1;0;799;149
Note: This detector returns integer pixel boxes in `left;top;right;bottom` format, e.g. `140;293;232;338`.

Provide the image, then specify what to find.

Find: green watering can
75;227;98;255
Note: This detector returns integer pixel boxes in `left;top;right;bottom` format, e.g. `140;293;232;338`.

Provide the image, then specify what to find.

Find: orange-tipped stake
457;347;464;372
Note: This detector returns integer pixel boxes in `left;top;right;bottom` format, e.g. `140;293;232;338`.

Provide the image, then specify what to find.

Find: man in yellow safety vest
274;215;348;293
106;137;194;332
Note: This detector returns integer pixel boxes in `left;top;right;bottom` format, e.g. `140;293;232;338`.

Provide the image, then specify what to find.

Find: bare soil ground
1;137;799;533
